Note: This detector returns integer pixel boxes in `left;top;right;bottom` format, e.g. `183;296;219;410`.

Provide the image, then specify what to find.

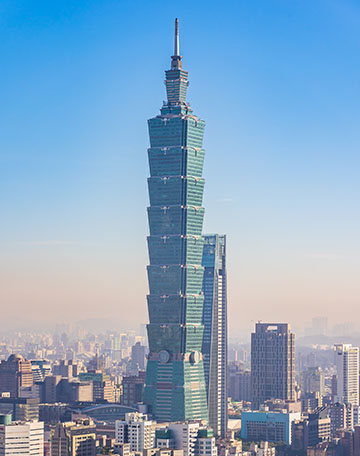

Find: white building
167;422;200;456
195;429;217;456
335;344;359;406
115;412;154;452
0;417;44;456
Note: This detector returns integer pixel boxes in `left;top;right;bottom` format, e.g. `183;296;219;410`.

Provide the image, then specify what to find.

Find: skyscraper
202;234;228;437
335;344;359;406
144;19;208;422
251;323;295;409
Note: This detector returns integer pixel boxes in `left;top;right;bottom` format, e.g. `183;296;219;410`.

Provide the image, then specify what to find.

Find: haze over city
1;0;359;335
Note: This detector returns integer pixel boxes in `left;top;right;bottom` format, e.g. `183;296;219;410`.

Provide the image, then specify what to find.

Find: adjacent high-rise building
144;19;208;422
202;234;227;437
335;344;359;406
251;323;295;409
131;342;146;373
122;371;146;407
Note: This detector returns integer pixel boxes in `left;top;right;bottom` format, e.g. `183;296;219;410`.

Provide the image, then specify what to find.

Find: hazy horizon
1;0;359;333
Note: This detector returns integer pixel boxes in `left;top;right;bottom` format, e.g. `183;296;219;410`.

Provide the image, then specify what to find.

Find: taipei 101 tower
144;19;208;422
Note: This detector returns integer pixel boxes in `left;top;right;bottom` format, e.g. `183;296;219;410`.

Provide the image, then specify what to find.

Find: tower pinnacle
174;18;179;56
171;18;182;70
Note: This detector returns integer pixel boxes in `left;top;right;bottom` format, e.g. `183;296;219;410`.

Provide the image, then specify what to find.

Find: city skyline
1;0;360;332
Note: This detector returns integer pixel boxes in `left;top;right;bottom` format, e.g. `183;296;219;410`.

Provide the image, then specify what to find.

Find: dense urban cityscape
1;7;359;456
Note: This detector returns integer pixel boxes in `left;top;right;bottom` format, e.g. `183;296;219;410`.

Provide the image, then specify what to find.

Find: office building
50;419;96;456
144;19;208;422
115;412;154;452
0;354;33;398
307;407;331;447
30;360;51;382
0;415;44;456
57;378;93;403
202;234;227;437
53;360;81;378
131;342;146;373
334;344;359;406
300;367;325;397
43;376;62;403
251;323;295;409
240;410;301;445
195;429;217;456
329;402;353;438
301;392;323;412
0;397;39;422
79;371;114;402
167;422;202;456
228;370;251;402
122;371;145;407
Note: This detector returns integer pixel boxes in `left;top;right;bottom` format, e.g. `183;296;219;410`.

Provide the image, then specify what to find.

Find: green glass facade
144;19;208;422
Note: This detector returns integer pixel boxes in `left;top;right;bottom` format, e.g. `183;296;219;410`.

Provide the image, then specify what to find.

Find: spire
171;18;182;70
174;18;179;56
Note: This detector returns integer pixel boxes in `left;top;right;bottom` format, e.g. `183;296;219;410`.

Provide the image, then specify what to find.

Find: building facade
202;234;227;437
228;370;251;402
0;416;44;456
241;411;301;445
251;323;295;409
144;19;208;422
334;344;359;406
50;419;96;456
122;371;146;407
115;413;154;452
79;371;114;402
0;355;33;398
329;402;354;438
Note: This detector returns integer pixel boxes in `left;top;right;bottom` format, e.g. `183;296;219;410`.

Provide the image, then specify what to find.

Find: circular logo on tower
189;351;201;365
159;350;170;364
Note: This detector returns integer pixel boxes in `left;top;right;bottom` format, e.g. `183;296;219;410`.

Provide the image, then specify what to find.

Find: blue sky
0;0;359;334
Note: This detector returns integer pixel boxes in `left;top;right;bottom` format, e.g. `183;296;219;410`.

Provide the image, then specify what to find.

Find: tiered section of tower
144;19;208;422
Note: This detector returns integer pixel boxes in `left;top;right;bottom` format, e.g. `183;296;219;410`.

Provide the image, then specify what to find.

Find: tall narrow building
202;234;228;437
251;323;295;409
335;344;359;406
144;19;208;422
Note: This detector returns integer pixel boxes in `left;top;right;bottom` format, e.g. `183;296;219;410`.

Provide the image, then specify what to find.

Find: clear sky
0;0;359;335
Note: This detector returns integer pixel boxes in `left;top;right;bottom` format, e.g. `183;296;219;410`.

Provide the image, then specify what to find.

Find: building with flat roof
241;411;300;445
0;416;44;456
251;323;295;409
202;234;228;437
115;412;154;452
0;397;39;422
50;419;96;456
335;344;359;406
121;371;145;407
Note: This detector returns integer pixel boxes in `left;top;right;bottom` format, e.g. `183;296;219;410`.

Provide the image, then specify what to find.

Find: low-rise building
240;410;301;445
195;429;217;456
50;419;96;456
